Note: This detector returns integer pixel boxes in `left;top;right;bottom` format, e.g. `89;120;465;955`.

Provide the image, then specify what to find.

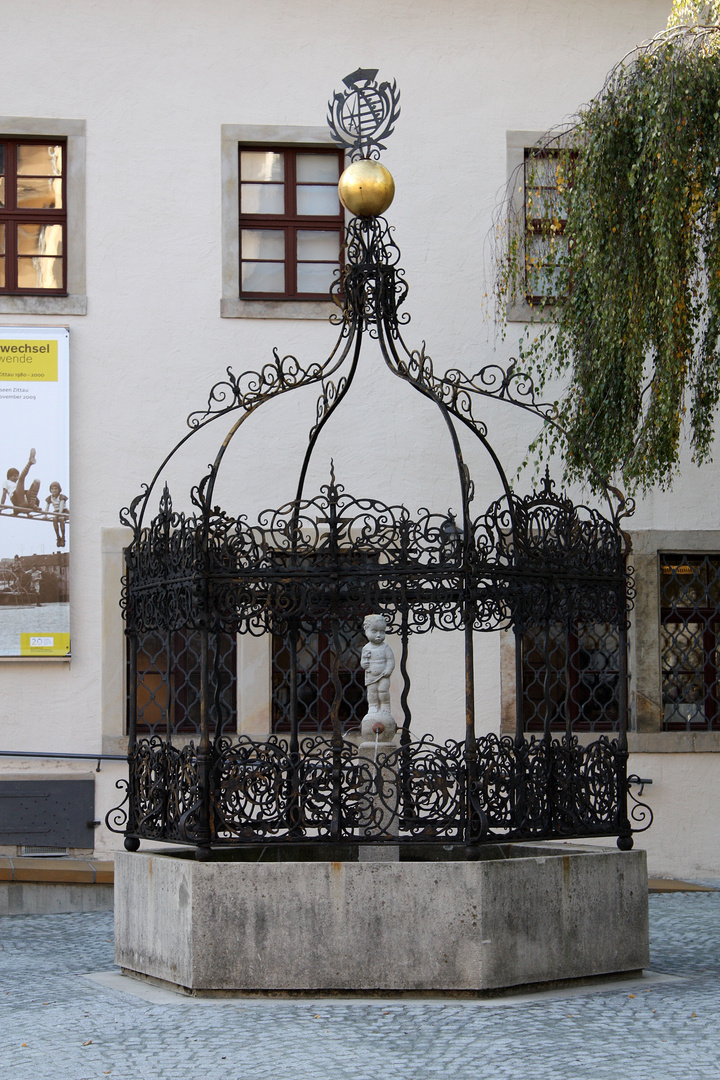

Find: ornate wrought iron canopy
108;71;652;859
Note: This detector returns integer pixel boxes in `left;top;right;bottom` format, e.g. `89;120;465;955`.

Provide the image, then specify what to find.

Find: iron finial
327;69;401;162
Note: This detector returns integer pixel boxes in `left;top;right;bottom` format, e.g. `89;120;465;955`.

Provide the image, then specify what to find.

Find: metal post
464;607;483;848
287;623;302;836
514;625;525;745
329;618;343;843
542;617;552;741
616;610;633;850
124;633;140;850
164;630;173;745
194;625;213;860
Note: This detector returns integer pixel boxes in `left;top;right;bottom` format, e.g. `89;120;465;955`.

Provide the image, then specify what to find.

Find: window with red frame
0;140;66;294
239;146;343;300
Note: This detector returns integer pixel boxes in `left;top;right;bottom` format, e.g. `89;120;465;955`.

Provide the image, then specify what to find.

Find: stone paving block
0;893;719;1079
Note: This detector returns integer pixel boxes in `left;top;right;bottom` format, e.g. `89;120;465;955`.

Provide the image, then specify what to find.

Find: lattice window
131;629;237;736
661;554;720;731
524;148;576;306
272;627;366;734
522;622;620;733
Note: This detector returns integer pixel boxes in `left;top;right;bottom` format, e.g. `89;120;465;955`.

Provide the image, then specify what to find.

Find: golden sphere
338;160;395;217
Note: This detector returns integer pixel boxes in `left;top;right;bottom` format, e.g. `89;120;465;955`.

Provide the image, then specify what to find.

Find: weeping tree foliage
668;2;720;27
496;25;720;492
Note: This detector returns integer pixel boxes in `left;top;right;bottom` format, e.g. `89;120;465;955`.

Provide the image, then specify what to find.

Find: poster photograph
0;326;70;658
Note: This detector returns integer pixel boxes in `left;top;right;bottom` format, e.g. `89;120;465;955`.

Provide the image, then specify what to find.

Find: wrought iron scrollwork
627;774;654;833
115;72;649;858
327;68;401;161
107;730;635;847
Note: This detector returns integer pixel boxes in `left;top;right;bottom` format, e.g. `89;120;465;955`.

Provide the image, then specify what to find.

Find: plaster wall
627;750;720;883
1;0;714;878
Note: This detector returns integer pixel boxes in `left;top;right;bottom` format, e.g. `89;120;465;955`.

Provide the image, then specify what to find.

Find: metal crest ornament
109;73;652;860
327;67;401;160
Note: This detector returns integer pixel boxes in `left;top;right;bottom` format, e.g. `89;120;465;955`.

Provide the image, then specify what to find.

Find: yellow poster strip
20;632;70;657
0;341;58;381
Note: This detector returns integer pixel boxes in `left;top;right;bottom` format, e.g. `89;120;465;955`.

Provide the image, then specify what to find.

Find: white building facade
0;0;717;882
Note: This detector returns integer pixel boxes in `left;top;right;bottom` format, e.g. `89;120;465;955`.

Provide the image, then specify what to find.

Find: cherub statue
360;613;396;742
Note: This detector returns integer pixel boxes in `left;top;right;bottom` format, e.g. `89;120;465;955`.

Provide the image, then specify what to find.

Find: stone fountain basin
114;842;648;994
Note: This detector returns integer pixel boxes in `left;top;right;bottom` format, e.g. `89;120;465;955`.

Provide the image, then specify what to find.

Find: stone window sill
0;295;87;316
220;297;337;321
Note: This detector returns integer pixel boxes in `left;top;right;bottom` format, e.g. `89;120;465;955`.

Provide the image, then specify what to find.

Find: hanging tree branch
494;24;720;493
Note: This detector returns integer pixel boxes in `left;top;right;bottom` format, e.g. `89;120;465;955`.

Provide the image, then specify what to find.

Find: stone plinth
114;843;649;994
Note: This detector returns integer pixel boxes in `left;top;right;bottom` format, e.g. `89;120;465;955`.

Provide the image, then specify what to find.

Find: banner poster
0;327;70;658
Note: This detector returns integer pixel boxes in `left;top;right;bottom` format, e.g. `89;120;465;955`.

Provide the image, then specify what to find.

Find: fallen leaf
21;1043;27;1048
628;994;635;999
82;1040;92;1046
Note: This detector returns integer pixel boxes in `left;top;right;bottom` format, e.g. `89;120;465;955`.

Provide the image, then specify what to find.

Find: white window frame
0;117;86;316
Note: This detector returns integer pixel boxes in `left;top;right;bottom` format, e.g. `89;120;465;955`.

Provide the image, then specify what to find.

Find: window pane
296;153;339;183
240;151;284;182
297;230;340;261
241;183;285;214
241;260;285;293
0;224;4;255
17;256;63;289
0;144;4;174
296;185;340;216
0;176;4;208
17;144;62;176
0;258;4;288
296;261;337;294
241;229;285;260
17;222;63;257
525;155;561;188
525;154;571;219
525;234;567;300
17;176;62;209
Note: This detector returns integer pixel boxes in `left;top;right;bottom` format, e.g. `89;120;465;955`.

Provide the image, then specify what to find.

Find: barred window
131;629;237;737
661;554;720;731
523;148;576;306
272;627;365;734
521;622;620;733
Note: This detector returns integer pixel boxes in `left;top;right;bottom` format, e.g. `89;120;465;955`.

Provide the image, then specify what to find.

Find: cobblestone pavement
0;892;718;1080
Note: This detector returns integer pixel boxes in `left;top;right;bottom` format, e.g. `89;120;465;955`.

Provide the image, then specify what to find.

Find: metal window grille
522;622;621;733
272;627;366;734
21;845;69;857
661;554;720;731
523;148;576;306
131;628;237;737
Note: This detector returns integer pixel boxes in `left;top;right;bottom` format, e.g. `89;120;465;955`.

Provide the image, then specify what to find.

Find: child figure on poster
1;448;37;515
45;481;69;548
26;479;41;511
